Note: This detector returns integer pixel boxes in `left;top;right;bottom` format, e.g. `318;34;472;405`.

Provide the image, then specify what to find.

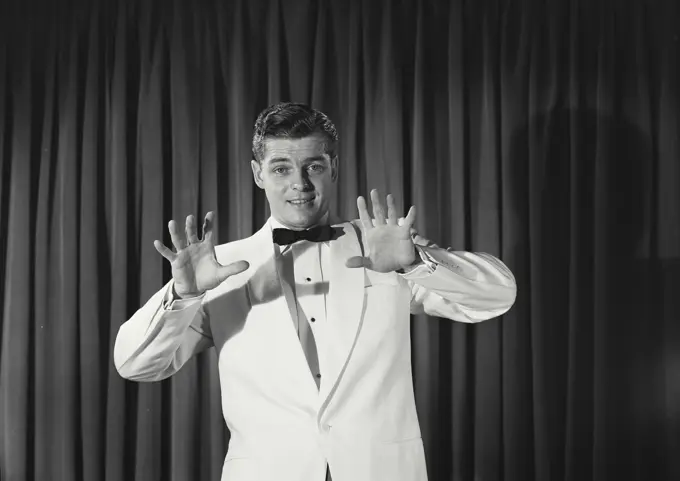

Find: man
114;102;517;481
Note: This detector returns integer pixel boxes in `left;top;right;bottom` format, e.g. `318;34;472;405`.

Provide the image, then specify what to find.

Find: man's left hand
345;189;418;273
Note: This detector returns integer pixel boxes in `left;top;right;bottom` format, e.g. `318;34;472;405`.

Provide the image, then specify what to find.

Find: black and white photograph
0;1;678;480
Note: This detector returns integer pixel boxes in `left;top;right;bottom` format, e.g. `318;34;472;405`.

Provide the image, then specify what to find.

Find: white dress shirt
269;215;331;391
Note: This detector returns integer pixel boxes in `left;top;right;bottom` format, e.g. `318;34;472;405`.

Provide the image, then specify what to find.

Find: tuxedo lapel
245;217;368;413
318;220;366;416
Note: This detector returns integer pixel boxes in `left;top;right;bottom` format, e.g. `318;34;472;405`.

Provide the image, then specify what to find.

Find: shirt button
316;373;321;379
306;277;311;282
310;317;316;322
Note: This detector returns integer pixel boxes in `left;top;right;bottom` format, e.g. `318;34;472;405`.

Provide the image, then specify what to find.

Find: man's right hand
153;211;250;299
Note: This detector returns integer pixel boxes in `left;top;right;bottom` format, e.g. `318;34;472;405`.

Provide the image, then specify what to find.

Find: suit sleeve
113;280;213;382
400;245;517;322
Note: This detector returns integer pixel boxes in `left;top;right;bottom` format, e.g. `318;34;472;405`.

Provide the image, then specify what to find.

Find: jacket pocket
221;457;255;481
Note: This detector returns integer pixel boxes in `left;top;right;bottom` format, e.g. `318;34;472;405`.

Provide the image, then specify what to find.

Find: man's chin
278;208;325;229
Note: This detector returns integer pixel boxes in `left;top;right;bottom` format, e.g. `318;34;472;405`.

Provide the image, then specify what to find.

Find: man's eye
308;164;324;172
273;167;289;174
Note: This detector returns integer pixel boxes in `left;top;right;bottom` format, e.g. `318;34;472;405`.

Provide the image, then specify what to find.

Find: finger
345;256;371;269
411;233;430;247
386;194;398;225
403;205;416;228
186;215;200;244
202;211;215;242
168;220;186;252
370;189;386;225
357;196;373;231
154;240;177;262
216;260;250;284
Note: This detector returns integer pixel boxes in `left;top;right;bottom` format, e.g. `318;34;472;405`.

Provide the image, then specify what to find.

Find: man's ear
331;155;339;182
251;159;265;189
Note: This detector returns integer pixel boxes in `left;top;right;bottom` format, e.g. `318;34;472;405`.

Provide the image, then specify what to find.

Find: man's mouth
288;199;314;205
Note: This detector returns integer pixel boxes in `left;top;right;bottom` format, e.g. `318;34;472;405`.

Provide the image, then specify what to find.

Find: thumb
345;256;371;269
409;227;434;247
216;260;250;283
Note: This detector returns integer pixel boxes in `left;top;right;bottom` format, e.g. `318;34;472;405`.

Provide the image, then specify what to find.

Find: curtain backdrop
1;0;679;480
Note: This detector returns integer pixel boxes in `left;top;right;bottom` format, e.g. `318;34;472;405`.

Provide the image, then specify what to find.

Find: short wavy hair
252;102;338;162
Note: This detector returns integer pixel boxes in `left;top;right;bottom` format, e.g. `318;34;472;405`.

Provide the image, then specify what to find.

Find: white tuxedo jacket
114;219;516;481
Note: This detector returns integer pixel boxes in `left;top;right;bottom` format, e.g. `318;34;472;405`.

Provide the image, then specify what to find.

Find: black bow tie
272;225;335;246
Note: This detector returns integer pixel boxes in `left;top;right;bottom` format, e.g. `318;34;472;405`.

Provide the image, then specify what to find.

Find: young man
114;102;517;481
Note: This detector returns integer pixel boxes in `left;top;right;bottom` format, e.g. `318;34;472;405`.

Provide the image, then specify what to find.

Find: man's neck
270;211;331;231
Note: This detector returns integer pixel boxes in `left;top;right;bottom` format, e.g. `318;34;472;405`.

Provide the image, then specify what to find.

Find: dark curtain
1;0;678;480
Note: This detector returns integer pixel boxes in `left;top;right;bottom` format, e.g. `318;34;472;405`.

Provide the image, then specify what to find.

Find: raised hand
345;189;418;273
153;212;250;298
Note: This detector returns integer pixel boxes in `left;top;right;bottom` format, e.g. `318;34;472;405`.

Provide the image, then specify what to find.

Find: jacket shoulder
213;235;257;261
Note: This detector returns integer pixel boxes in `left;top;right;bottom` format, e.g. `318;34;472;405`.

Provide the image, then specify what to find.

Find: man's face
251;134;338;230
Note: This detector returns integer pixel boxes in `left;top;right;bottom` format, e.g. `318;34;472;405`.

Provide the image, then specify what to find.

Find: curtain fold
1;1;678;480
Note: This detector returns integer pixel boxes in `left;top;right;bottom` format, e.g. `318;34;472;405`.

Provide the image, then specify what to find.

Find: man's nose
290;169;312;190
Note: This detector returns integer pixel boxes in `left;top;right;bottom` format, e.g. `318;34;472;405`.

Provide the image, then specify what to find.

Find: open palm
154;212;249;298
346;189;417;273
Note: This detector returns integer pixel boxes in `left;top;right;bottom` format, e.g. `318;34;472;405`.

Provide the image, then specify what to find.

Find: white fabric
114;218;517;481
269;216;331;387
